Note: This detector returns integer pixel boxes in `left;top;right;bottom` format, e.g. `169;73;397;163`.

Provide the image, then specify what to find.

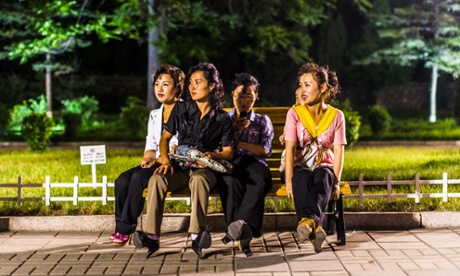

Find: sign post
80;145;106;188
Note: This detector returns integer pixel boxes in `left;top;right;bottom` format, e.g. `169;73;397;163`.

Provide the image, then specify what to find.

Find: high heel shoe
133;231;160;259
222;220;253;257
238;223;253;257
192;230;211;259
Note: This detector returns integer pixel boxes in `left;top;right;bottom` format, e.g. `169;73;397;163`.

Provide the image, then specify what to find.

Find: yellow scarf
292;105;338;138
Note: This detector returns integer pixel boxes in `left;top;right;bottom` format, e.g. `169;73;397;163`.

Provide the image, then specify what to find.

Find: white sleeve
169;132;179;152
144;110;158;152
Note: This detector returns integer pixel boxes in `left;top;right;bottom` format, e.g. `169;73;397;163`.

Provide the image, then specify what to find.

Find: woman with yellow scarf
281;62;346;253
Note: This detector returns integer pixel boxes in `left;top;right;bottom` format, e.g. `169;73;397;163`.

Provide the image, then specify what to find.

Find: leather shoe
192;230;211;259
222;220;253;257
133;231;160;259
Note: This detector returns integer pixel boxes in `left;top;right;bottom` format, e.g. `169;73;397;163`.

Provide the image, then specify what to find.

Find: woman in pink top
282;62;346;253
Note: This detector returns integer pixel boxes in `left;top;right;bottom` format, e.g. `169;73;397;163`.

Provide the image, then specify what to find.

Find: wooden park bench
143;106;350;245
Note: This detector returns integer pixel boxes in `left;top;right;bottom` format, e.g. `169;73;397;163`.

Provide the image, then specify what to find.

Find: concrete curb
2;212;460;232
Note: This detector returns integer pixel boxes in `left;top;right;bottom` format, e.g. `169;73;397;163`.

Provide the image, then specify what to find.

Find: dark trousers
292;166;335;226
114;164;158;235
220;155;272;238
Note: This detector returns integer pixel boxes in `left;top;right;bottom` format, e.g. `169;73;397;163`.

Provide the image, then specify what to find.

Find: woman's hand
286;181;294;200
196;152;214;168
331;183;340;201
233;117;250;133
140;157;156;168
154;156;174;174
200;152;214;159
279;134;285;145
154;163;174;174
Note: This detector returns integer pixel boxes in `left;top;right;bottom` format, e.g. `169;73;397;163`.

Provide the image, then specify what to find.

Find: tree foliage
1;0;372;108
361;0;460;122
364;0;460;76
0;0;121;64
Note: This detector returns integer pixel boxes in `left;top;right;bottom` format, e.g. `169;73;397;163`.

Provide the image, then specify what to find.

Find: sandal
109;232;118;241
112;233;131;245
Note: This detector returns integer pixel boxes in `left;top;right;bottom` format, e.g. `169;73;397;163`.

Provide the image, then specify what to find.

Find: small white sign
80;145;106;165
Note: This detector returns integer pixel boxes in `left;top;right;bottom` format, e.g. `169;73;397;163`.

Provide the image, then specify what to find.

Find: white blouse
145;105;178;158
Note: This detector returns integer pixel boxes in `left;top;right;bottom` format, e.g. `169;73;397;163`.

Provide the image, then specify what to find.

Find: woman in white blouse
110;64;185;245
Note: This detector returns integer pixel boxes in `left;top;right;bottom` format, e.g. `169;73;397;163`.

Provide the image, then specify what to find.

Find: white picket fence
1;173;460;206
0;175;191;206
346;172;460;204
44;176;112;205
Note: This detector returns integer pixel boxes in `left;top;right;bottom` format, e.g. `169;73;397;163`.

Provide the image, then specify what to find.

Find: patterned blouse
229;108;274;166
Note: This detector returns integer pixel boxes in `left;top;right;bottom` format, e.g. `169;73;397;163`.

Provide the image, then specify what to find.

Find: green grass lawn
1;145;460;215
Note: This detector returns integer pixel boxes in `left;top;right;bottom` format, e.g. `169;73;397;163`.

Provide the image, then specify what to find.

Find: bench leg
335;194;346;245
325;200;336;236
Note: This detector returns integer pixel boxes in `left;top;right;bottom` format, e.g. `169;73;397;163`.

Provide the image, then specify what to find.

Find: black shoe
222;220;253;257
133;231;160;259
238;238;253;257
192;230;211;259
221;233;232;245
238;223;253;257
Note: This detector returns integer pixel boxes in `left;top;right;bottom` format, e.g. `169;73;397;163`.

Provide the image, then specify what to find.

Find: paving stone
2;227;460;275
0;266;18;275
361;261;383;271
48;265;71;275
378;262;404;271
235;259;289;272
159;264;179;274
289;260;344;272
84;266;108;275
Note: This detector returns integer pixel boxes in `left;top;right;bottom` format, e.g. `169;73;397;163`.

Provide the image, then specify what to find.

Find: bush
9;95;47;131
337;100;361;146
61;96;99;129
62;112;82;139
343;109;361;146
21;113;54;151
368;105;391;138
120;96;149;140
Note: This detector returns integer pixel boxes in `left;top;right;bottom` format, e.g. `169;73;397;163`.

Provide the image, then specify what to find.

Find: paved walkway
1;228;460;275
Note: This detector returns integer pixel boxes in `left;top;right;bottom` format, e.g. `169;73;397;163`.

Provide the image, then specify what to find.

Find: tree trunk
429;64;438;123
147;0;160;110
46;53;52;118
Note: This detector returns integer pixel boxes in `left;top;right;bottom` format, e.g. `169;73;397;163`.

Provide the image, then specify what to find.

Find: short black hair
230;73;260;95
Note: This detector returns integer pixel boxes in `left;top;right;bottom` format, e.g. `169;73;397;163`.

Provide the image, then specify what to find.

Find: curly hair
297;62;340;102
186;62;225;109
152;64;185;98
230;73;260;99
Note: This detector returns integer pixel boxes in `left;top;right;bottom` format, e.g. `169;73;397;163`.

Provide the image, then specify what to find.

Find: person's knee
189;174;212;192
114;173;131;192
148;174;168;191
131;170;143;183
